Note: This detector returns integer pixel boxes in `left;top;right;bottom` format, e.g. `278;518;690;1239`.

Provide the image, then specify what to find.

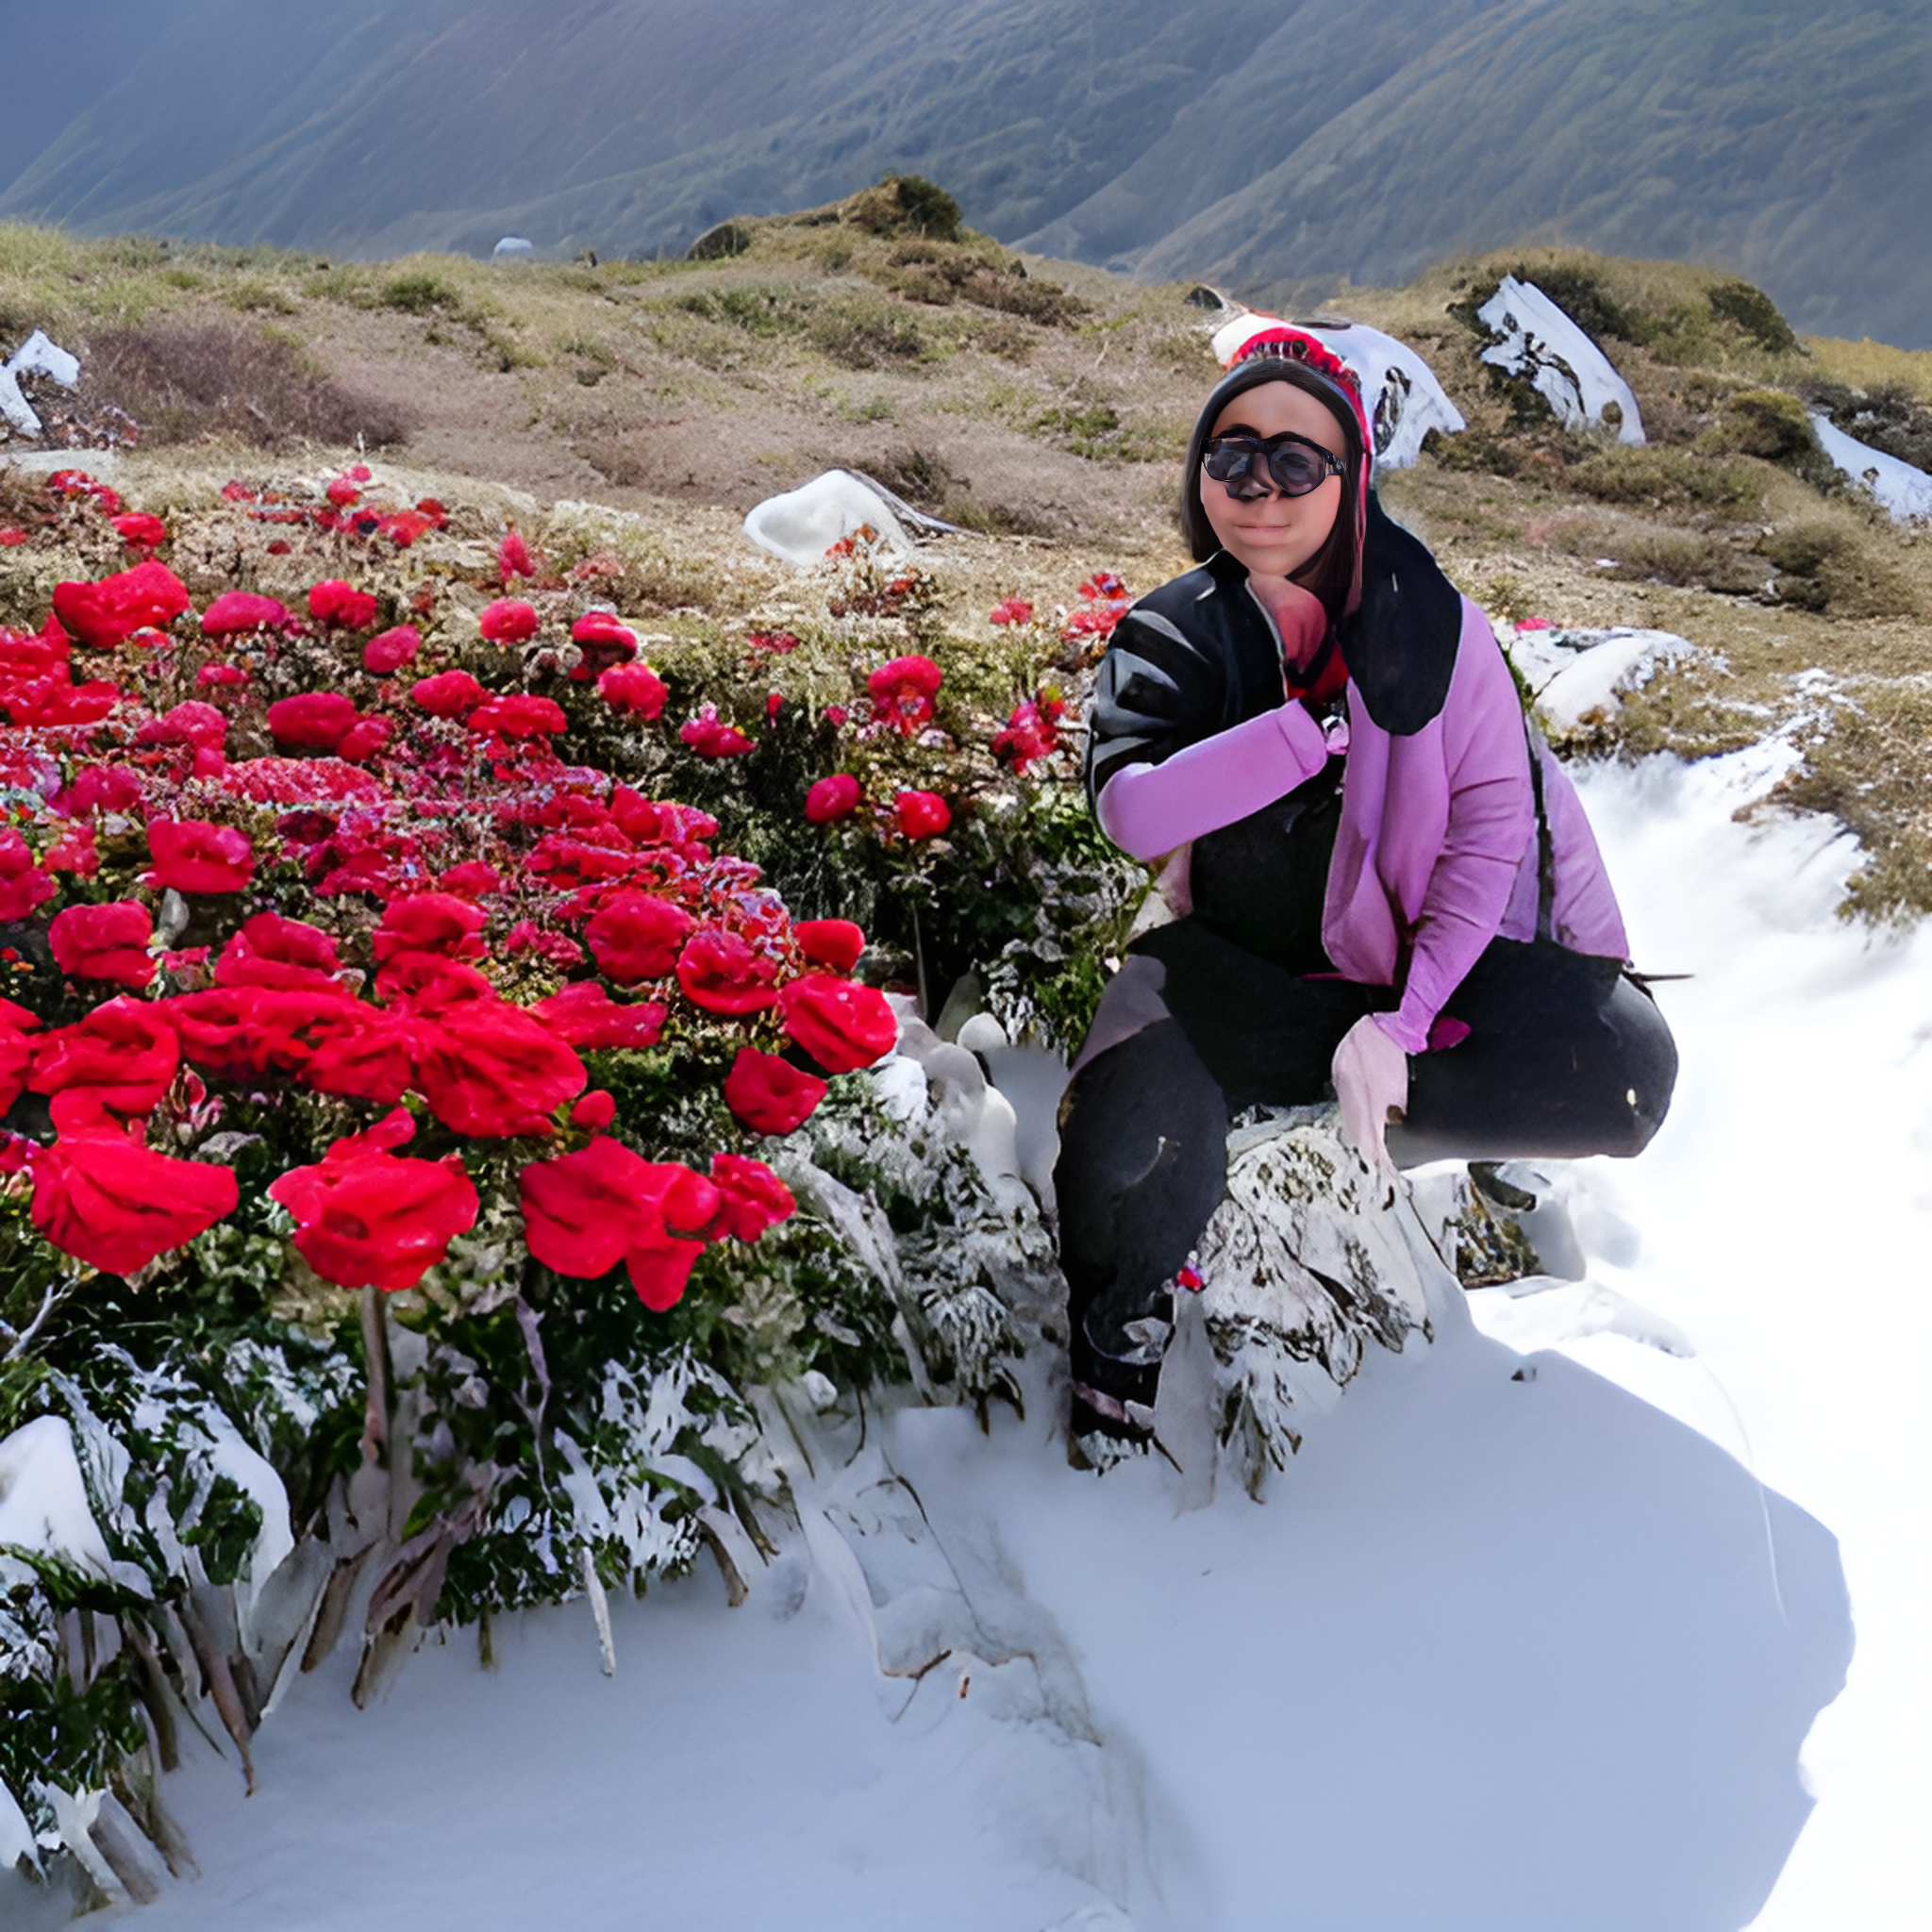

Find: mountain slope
1;0;1927;344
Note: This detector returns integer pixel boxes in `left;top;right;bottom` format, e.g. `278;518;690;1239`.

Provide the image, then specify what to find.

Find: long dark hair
1180;356;1366;625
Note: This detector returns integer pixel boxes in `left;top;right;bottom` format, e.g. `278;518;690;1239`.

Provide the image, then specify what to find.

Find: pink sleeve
1374;618;1537;1055
1094;702;1329;861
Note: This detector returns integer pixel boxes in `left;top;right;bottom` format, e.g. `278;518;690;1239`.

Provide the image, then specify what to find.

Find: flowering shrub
0;461;1150;1868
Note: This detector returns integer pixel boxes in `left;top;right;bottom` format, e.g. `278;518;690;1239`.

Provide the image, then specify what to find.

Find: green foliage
381;272;462;315
1707;279;1801;356
1702;390;1838;489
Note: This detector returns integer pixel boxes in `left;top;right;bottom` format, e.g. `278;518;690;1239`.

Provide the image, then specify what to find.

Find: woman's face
1198;380;1347;580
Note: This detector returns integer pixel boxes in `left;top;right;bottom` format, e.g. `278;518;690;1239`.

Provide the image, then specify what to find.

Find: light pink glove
1332;1014;1409;1178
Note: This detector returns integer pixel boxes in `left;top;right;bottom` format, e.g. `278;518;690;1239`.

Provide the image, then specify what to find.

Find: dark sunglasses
1202;431;1345;500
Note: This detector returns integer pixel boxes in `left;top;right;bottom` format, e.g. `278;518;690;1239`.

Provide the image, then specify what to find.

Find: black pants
1055;920;1677;1369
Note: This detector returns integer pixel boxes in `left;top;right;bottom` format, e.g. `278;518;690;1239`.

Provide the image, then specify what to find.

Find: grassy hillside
1;0;1928;346
4;195;1930;916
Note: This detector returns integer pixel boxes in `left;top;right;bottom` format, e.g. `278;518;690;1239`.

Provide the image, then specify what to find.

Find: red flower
411;669;488;719
866;654;943;734
766;691;784;720
991;694;1065;774
585;890;694;984
31;1124;238;1276
479;598;539;645
42;825;98;878
215;913;341;991
51;561;191;647
168;985;347;1082
675;926;780;1015
518;1136;650;1276
570;610;637;677
300;1006;414;1106
439;861;502;901
148;819;255;894
499;529;535;585
136;700;227;753
269;1108;478;1291
778;974;898;1074
989;597;1034;625
679;707;754;758
374;892;487;962
0;527;26;547
201;591;295;637
723;1047;826;1136
29;996;179;1124
49;902;154;990
571;1089;616;1131
268;691;360;754
747;629;800;655
362;625;421;675
793;919;865;974
533;981;668;1050
894;790;951;840
805;774;862;824
196;663;248;691
467;693;566;740
0;830;55;922
308;580;379;629
707;1153;795;1241
0;1014;34;1116
412;999;586;1137
337;717;392;762
518;1138;718;1308
325;475;362;509
112;512;168;551
598;661;668;718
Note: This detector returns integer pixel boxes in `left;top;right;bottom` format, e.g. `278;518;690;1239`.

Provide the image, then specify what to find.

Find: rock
1477;275;1645;443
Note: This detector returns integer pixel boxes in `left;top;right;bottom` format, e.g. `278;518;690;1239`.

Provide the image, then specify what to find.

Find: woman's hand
1331;1014;1408;1179
1246;574;1329;676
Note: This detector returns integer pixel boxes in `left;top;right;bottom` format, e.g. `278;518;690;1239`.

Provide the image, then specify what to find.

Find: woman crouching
1056;326;1676;1440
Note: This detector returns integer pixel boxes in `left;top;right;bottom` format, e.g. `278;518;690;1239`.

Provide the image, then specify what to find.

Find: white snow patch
1478;276;1646;443
1;330;82;438
0;1416;113;1577
1502;623;1693;730
743;470;914;566
1808;412;1932;523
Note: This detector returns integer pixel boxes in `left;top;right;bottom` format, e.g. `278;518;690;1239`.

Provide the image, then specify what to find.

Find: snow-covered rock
1477;276;1645;444
742;469;915;565
1809;411;1932;523
1500;623;1693;732
1208;310;1465;470
1;330;82;438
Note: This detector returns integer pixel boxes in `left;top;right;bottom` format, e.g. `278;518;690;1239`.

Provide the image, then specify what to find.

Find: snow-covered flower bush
0;463;1143;1893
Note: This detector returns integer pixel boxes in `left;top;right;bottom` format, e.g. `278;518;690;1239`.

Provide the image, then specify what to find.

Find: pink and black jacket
1086;503;1630;1056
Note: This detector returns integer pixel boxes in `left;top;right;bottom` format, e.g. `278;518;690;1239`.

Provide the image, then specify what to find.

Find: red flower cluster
991;692;1067;774
0;466;924;1297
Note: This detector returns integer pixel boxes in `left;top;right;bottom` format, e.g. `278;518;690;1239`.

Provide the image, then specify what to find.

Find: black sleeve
1084;607;1227;805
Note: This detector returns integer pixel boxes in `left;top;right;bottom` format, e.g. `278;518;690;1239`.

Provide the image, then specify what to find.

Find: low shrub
85;322;416;449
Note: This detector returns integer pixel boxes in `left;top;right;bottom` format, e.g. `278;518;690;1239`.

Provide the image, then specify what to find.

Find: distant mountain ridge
3;0;1928;346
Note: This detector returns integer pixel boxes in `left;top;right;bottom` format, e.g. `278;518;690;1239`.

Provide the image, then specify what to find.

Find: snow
742;470;915;566
1208;311;1466;470
1807;412;1932;523
87;751;1931;1932
1478;276;1646;444
1;330;82;438
1500;622;1693;731
0;1415;114;1577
